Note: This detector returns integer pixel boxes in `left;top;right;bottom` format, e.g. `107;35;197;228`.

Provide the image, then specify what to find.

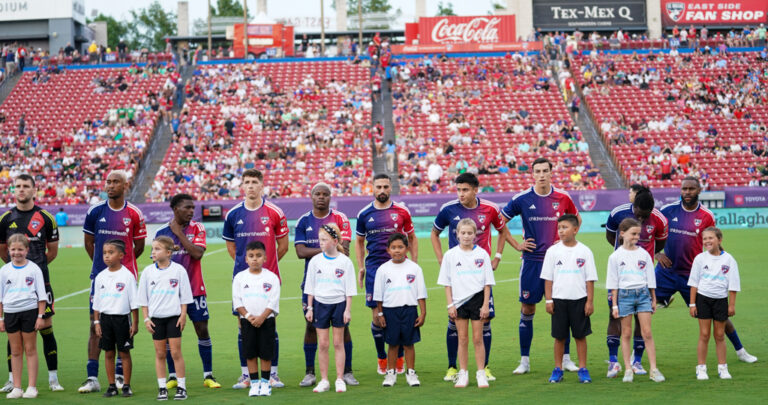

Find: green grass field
26;229;768;403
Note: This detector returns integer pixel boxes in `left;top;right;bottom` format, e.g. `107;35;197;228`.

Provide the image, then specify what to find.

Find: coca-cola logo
431;17;501;44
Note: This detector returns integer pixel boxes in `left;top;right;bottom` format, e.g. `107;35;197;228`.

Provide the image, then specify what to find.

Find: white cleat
22;387;38;398
606;362;621;378
718;364;732;379
562;357;579;372
382;370;396;387
248;382;259;397
476;370;489;388
512;362;530;375
313;379;330;393
622;370;634;383
649;368;665;382
334;378;346;393
49;379;65;391
0;380;14;393
78;378;101;393
115;375;124;389
736;348;758;363
453;370;468;388
232;374;250;389
6;388;22;399
696;365;709;380
405;370;420;387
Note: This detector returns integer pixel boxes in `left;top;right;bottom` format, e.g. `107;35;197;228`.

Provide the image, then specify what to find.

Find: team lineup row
0;159;757;399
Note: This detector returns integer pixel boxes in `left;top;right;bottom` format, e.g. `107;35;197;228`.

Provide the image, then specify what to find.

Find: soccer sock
633;336;645;363
249;372;259;384
115;357;123;376
398;345;404;359
271;332;279;369
483;323;492;367
87;359;99;378
371;322;387;360
446;320;458;368
726;330;744;351
304;343;317;372
6;342;10;375
177;377;186;389
40;327;58;372
261;369;270;380
166;343;176;374
198;338;213;375
238;331;247;369
344;341;353;373
158;378;166;388
519;312;534;357
564;335;571;356
607;335;620;363
48;370;58;380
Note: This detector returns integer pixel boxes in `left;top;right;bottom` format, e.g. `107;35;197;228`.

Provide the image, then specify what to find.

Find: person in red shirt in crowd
660;156;673;180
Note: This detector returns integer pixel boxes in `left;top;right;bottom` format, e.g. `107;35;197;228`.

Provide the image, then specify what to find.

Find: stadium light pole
207;0;212;59
320;0;325;56
243;0;249;58
358;0;362;54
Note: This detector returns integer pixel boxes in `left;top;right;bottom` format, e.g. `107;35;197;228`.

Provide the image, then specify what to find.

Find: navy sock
304;343;317;371
482;323;492;366
249;372;259;382
726;330;744;351
344;341;353;373
198;338;213;375
371;323;387;360
564;335;571;355
519;312;534;357
87;359;99;378
607;335;620;363
633;336;645;363
398;345;404;359
115;357;123;376
238;331;246;368
447;321;458;368
271;332;279;367
166;343;176;374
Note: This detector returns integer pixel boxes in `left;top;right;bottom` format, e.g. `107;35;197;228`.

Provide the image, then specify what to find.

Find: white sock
158;378;166;388
168;372;176;379
48;370;58;381
270;366;278;375
736;348;745;354
203;372;211;379
8;372;12;382
177;377;186;389
563;353;571;361
241;366;249;376
521;356;530;365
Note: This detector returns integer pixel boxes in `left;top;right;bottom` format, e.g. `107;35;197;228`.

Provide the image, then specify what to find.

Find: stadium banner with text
0;0;85;24
660;0;768;26
405;15;517;45
391;41;542;54
532;0;647;30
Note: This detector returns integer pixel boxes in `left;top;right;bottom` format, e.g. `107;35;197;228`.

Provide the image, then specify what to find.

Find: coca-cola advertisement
660;0;768;26
407;15;517;45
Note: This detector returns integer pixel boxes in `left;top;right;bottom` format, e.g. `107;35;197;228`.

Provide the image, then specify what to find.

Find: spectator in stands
55;208;68;226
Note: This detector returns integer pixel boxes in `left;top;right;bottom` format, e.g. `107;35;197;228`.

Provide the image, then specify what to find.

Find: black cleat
173;387;187;400
157;387;168;400
103;385;119;397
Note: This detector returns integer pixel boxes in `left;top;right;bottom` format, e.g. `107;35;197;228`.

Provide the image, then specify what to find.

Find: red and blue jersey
502;187;578;261
222;199;289;281
356;201;414;272
294;209;352;289
154;220;207;297
433;198;505;256
83;201;147;279
606;203;668;260
658;201;715;276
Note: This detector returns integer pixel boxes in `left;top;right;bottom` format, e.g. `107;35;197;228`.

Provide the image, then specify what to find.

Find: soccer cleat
103;385;119;397
382;369;397;387
6;388;22;399
578;368;592;383
484;367;497;382
443;367;458;382
0;380;13;393
476;370;489;388
658;296;675;308
258;379;272;396
115;375;125;390
549;367;564;383
248;382;259;397
406;369;420;387
696;365;709;380
49;379;65;391
606;362;621;378
513;361;530;375
166;376;178;389
22;387;38;399
377;359;388;375
269;372;285;388
173;387;187;400
335;378;346;393
342;372;359;386
622;370;634;383
203;375;221;388
300;373;317;387
232;374;250;389
454;369;468;388
313;379;330;393
157;387;169;400
649;368;666;382
396;357;405;374
122;385;133;397
736;348;758;363
562;357;579;372
78;378;101;393
717;364;732;380
632;361;648;375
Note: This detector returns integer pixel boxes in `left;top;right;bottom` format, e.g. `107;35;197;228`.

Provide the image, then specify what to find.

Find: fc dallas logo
263;283;272;292
721;265;730;274
576;258;585;268
169;279;178;288
25;277;34;286
335;268;345;278
406;274;416;283
475;258;484;267
638;260;647;270
666;2;685;22
116;282;125;291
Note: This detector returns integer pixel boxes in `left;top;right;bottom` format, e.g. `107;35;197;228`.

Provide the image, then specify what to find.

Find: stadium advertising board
396;15;535;54
660;0;768;26
532;0;647;30
0;0;84;24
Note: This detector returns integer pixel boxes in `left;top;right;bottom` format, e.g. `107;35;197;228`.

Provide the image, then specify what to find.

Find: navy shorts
383;306;420;346
187;295;210;322
314;301;347;329
365;267;379;308
302;293;310;315
519;259;545;304
655;266;691;305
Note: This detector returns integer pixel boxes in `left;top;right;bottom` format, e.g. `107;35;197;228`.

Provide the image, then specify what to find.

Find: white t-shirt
92;266;138;315
605;246;656;290
437;245;495;307
540;241;598;300
688;251;740;299
0;261;46;313
232;269;280;319
373;259;428;307
303;252;357;305
136;262;194;318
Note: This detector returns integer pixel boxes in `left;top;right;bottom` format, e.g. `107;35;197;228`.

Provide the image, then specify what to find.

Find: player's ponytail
702;226;724;252
320;223;344;252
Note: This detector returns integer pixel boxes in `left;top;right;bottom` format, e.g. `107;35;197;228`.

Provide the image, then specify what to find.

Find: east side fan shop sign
661;0;768;26
397;15;536;54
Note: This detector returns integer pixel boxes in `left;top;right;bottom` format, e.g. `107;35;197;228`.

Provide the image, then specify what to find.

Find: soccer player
655;176;757;363
223;169;289;389
154;194;221;389
0;175;62;392
431;172;511;382
604;186;667;377
356;174;417;375
501;158;581;374
80;170;147;393
294;183;358;387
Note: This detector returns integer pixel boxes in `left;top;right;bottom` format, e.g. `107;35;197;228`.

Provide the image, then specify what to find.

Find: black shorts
314;301;347;329
151;316;182;341
551;297;592;340
99;314;134;352
5;309;38;334
456;291;484;320
383;306;420;346
43;283;55;319
696;294;728;322
240;317;276;360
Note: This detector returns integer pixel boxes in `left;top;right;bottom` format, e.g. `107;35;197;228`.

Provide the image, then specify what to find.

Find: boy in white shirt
92;240;138;397
541;215;597;384
232;241;281;397
374;234;427;388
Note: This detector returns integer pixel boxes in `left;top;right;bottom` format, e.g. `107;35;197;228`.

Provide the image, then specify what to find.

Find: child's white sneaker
22;386;38;398
718;364;732;379
513;358;530;375
454;369;468;388
622;370;634;383
248;381;259;397
6;388;22;399
405;369;420;387
382;370;396;387
334;378;346;393
476;370;489;388
649;368;665;382
696;364;709;380
313;379;330;393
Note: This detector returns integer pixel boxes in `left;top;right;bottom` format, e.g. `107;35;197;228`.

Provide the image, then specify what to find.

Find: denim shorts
617;288;652;317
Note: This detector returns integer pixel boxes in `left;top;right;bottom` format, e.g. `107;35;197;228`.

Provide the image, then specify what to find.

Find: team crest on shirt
638;260;647;270
263;283;272;292
577;258;585;268
169;279;179;288
478;215;486;223
335;268;345;278
29;220;41;232
25;277;34;286
646;225;655;234
186;233;195;241
391;213;399;221
552;202;560;210
721;265;730;274
406;274;416;283
261;216;269;225
475;258;484;267
694;219;702;226
123;217;131;226
116;283;125;291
